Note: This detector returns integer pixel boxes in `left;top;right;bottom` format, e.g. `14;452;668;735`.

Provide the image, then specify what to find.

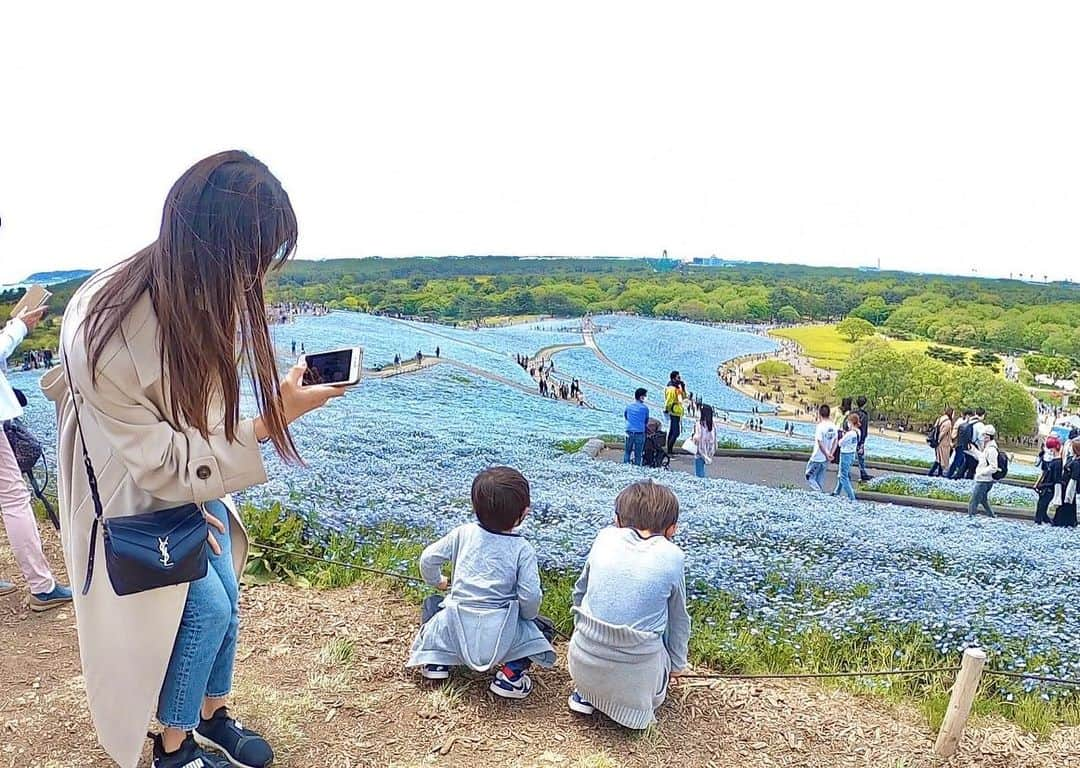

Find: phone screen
302;349;355;385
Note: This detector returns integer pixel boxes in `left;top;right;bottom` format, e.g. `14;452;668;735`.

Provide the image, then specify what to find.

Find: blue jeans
158;500;238;730
856;448;870;479
833;452;856;499
968;482;995;517
946;449;967;479
623;432;645;465
806;460;827;492
694;456;707;478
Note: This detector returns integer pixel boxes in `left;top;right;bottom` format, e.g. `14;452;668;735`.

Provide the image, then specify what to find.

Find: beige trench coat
41;273;268;768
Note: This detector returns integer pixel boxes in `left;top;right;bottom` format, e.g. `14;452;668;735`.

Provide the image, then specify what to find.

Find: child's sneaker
567;690;595;715
490;666;533;699
0;580;16;597
421;664;450;680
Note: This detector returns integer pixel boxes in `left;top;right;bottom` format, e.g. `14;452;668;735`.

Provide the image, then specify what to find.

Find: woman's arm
75;366;267;504
0;319;27;361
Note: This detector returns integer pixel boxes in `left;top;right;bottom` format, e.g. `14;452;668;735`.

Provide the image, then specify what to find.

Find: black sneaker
150;732;230;768
194;707;274;768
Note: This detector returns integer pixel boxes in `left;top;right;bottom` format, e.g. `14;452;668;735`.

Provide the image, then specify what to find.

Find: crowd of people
516;353;587;405
266;300;329;324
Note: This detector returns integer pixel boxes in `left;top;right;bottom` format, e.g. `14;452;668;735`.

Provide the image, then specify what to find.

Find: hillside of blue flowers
12;312;1077;700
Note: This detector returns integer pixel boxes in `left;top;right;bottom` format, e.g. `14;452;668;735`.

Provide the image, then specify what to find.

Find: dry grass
2;533;1080;767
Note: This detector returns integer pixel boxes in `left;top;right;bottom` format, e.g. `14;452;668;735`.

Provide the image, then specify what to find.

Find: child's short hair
471;466;531;531
615;479;679;532
819;404;831;418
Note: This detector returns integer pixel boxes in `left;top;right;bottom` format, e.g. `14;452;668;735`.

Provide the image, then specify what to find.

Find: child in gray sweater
407;467;555;699
567;479;691;729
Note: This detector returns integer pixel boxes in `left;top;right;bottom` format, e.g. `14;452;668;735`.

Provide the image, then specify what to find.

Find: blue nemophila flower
11;311;1076;699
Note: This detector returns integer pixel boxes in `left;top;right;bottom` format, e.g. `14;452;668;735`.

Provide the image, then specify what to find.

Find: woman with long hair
43;151;345;768
1053;439;1080;528
690;404;716;478
831;412;861;500
928;407;955;477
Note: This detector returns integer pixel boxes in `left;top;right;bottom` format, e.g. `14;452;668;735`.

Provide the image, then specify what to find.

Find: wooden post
934;647;987;758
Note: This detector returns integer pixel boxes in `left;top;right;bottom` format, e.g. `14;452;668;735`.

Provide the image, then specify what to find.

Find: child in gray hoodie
567;479;691;728
407;466;555;699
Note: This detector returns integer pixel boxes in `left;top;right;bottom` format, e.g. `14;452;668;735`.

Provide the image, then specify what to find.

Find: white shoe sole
421;668;450;680
29;598;72;613
567;695;595;715
192;731;266;768
489;679;532;700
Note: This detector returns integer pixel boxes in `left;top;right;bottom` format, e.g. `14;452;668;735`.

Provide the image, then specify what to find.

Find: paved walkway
597;448;842;489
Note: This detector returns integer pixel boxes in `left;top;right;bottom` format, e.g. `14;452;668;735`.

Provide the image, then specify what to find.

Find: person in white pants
0;305;71;611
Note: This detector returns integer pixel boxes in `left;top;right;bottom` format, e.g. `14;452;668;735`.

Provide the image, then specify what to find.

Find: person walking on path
928;408;954;477
42;152;345;768
663;371;685;456
831;412;861;500
689;404;716;478
1034;436;1063;525
0;306;72;611
1053;439;1079;528
854;396;872;481
805;404;838;493
946;409;974;479
623;388;649;466
963;409;986;480
967;424;1000;517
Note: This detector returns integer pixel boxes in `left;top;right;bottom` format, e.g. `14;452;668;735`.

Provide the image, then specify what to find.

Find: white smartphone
300;347;363;387
10;284;52;320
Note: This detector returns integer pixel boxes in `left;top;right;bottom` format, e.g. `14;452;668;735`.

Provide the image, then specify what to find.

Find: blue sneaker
490;665;533;700
194;707;274;768
30;583;72;613
0;580;16;597
421;664;450;680
151;733;230;768
568;690;595;715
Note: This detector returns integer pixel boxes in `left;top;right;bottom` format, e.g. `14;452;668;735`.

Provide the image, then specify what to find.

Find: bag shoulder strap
61;350;104;595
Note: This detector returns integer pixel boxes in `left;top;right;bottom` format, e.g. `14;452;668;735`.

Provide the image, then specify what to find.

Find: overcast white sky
2;2;1078;285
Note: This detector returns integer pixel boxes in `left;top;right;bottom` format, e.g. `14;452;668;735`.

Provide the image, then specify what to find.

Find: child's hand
437;576;449;591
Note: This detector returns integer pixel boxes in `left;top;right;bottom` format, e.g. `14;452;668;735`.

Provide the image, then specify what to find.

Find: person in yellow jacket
664;371;685;455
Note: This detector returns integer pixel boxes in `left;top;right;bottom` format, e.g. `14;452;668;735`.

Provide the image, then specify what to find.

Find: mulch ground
2;531;1078;768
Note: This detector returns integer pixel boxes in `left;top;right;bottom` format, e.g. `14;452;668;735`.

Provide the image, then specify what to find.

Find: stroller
642;418;670;469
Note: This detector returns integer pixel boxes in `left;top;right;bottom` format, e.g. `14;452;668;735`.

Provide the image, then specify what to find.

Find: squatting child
566;479;691;729
406;466;555;698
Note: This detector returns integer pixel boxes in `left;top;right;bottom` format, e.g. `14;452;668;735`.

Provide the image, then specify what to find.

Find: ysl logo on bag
158;537;173;568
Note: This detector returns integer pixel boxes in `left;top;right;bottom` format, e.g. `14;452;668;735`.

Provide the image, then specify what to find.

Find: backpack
926;421;940;449
992;451;1009;481
956;420;974;449
3;417;59;530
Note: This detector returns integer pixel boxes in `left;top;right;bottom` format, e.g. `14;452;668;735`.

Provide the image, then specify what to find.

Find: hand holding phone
10;285;51;321
300;347;363;387
16;305;48;332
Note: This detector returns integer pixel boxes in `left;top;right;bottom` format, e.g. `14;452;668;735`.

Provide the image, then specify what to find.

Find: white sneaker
568;690;595;715
490;669;533;699
421;664;450;680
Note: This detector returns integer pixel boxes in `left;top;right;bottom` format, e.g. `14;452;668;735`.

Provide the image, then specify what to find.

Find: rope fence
248;535;1080;691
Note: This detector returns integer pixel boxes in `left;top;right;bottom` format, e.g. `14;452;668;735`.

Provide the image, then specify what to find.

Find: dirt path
2;536;1077;768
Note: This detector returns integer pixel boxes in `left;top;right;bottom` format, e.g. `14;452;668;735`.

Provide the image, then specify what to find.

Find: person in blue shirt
623;388;649;466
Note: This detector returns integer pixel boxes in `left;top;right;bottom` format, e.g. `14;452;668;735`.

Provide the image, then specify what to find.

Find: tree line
266;257;1080;359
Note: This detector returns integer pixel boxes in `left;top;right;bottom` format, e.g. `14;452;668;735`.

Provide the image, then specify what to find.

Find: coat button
195;465;212;480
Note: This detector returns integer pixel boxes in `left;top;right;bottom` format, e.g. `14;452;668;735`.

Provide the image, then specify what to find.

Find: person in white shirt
831;412;861;500
967;424;999;517
0;306;71;609
805;404;838;493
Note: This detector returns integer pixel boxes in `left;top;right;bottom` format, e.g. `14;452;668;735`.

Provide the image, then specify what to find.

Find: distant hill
21;269;94;285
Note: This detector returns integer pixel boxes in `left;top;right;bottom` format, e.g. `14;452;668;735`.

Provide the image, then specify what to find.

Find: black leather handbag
63;358;209;596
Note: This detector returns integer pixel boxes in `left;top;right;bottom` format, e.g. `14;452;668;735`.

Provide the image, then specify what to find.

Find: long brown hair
83;151;300;461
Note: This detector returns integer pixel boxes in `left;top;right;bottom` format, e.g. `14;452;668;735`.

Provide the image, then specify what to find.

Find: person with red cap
1034;436;1063;525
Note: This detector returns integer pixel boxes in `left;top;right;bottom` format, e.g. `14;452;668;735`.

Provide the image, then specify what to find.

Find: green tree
836;317;876;343
777;305;801;324
849;296;892;325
